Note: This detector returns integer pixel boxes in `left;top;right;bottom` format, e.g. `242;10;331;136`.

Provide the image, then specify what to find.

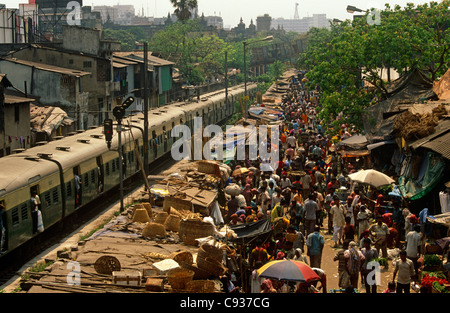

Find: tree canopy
297;0;449;134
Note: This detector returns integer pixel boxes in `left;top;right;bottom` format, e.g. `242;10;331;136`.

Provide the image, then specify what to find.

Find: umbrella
257;260;320;282
232;167;250;176
348;169;395;188
225;183;241;196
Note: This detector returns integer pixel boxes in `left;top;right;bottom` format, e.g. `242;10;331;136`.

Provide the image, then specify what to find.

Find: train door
96;157;104;193
73;167;82;207
163;126;168;153
29;185;41;234
152;130;157;160
0;199;7;252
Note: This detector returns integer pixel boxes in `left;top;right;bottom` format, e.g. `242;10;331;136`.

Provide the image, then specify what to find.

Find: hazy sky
3;0;434;28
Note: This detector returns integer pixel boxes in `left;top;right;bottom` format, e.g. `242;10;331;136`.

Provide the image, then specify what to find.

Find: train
0;83;258;257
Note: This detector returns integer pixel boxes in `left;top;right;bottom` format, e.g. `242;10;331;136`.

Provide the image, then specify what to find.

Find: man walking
303;193;319;235
369;215;390;261
405;224;422;273
330;195;346;247
306;225;325;268
392;250;416;293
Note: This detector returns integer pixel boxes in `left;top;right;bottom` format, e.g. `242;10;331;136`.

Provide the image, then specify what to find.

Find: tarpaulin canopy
363;68;437;141
399;151;446;201
229;218;273;244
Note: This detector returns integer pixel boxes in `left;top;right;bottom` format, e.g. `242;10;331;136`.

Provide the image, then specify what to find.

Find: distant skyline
2;0;434;28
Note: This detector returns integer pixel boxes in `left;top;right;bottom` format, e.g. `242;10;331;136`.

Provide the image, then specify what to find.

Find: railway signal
104;119;113;149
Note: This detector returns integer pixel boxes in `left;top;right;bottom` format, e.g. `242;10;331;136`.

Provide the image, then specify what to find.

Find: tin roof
0;58;91;77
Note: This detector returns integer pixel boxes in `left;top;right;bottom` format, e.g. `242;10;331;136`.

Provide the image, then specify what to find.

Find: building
0;57;91;130
272;14;330;34
0;74;33;157
113;51;174;107
256;14;272;32
4;26;121;128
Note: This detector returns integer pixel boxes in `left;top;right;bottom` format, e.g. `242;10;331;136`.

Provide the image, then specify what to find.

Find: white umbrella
348;169;395;188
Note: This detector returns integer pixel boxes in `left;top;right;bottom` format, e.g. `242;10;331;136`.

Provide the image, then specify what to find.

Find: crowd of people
217;75;440;294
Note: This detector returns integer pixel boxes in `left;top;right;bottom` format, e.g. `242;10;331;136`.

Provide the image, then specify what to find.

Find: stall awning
367;140;395;150
340;150;370;158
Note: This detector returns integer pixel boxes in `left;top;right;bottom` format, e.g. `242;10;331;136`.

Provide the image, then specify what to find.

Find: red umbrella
257;260;320;282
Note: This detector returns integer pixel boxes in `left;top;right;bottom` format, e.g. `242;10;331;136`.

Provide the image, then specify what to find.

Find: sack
37;210;44;233
340;271;351;288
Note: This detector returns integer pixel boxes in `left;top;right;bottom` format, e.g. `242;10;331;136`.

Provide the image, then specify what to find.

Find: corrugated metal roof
1;58;91;77
422;131;450;160
410;118;450;150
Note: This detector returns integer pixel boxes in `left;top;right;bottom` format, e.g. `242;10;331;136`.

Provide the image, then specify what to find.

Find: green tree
170;0;198;23
297;0;449;134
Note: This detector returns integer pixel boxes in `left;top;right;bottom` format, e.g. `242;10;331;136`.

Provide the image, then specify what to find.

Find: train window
11;207;19;226
44;193;51;208
66;182;72;197
112;160;116;172
84;174;89;187
91;170;96;184
52;189;59;204
106;163;110;176
20;205;28;221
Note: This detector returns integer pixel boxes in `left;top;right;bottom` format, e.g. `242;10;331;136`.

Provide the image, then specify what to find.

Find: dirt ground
316;217;397;293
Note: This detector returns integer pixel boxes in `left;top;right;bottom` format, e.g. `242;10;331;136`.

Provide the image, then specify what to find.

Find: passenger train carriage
0;83;257;255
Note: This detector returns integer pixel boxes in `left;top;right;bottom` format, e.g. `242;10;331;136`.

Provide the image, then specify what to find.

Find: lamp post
243;35;273;119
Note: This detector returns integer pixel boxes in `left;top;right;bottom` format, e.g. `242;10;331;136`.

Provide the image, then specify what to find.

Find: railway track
0;154;179;288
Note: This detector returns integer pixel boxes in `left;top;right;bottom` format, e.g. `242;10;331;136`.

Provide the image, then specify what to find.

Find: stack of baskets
195;243;226;277
166;267;195;291
179;219;215;246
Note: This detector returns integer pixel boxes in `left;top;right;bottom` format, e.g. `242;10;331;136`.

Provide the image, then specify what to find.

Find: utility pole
143;42;149;176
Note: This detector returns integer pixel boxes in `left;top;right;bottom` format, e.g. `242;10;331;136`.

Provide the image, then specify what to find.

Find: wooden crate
112;271;142;286
145;278;164;292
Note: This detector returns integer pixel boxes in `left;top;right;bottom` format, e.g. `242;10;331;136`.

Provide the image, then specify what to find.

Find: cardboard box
152;259;180;275
112;271;142;286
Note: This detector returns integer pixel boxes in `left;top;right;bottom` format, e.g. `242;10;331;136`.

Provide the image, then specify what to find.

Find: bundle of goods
393;104;448;140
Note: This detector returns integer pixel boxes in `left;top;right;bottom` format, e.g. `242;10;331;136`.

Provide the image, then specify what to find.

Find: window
52;189;59;204
21;205;28;221
84;174;89;187
83;61;92;68
105;163;110;176
66;182;72;197
91;170;96;184
69;59;74;64
12;208;19;226
44;192;51;208
112;160;116;172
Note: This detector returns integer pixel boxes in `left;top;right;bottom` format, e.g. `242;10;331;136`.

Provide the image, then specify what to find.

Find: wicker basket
286;233;298;242
186;280;215;293
198;244;223;263
167;268;194;291
164;214;181;232
142;202;153;219
170;251;193;265
142;222;167;238
154;212;169;224
197;256;226;277
180;261;212;279
179;219;215;246
132;208;151;223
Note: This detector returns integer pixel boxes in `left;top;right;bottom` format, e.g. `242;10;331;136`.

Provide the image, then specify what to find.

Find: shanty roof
113;51;174;67
0;58;91;77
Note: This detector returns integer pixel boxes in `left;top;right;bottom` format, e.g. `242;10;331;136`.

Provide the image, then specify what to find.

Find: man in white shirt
393;250;416;293
405;224;422;273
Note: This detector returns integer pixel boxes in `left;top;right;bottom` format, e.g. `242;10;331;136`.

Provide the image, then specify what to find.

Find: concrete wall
62;26;101;56
0;100;31;157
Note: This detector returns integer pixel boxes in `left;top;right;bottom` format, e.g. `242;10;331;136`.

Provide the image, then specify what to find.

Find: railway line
0;83;258;289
